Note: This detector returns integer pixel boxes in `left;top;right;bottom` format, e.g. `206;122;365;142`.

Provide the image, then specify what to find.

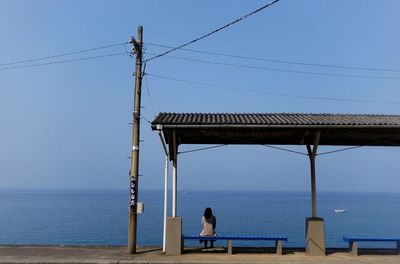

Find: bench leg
227;240;233;255
275;240;283;255
349;241;358;256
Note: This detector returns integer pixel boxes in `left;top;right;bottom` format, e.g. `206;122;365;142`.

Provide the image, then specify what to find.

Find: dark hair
203;207;213;219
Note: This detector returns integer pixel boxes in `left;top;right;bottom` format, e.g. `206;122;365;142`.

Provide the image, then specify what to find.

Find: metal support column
158;132;169;253
306;131;321;218
305;131;325;256
172;131;178;217
163;154;169;252
164;130;182;256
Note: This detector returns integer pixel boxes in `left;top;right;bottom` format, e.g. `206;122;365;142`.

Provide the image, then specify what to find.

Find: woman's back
200;215;216;236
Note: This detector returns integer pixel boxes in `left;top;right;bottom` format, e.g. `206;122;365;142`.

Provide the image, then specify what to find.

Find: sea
0;189;399;249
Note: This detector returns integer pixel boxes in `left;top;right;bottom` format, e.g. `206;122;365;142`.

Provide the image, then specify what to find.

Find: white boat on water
334;209;346;213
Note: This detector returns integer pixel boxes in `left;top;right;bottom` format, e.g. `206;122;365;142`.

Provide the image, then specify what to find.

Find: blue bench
343;236;400;255
182;234;288;254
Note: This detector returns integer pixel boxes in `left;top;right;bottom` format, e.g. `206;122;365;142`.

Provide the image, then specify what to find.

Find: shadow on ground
183;247;399;256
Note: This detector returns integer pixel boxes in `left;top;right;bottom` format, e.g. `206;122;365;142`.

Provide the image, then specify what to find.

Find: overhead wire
144;74;153;104
124;44;135;58
144;0;281;62
142;60;157;117
145;42;400;73
145;52;400;80
146;73;400;105
0;42;129;67
140;115;153;124
0;52;129;71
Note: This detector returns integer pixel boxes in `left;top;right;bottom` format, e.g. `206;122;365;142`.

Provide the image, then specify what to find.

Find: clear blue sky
1;0;400;192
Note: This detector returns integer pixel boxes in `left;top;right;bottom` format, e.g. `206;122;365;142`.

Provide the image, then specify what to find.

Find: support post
128;26;143;254
306;131;320;218
350;241;358;256
275;240;283;255
163;154;169;252
397;241;400;255
172;131;178;217
165;131;182;255
165;217;182;255
227;240;233;255
158;132;169;253
305;131;325;256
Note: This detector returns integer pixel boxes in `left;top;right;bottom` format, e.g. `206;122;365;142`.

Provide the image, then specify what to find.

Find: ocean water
0;189;399;248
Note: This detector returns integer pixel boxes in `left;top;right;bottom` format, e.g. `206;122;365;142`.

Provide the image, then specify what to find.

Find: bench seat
343;236;400;255
182;234;287;254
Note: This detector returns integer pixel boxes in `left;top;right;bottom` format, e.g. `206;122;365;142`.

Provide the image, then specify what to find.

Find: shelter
151;112;400;256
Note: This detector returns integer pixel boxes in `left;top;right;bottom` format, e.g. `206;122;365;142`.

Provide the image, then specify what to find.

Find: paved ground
0;246;399;264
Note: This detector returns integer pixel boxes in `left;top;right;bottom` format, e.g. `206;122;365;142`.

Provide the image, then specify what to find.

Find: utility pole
128;26;143;254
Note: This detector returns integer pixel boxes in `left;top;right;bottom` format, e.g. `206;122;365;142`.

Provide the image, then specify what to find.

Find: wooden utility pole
128;26;143;254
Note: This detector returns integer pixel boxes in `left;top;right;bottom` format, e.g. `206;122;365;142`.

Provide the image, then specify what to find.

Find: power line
144;74;152;103
144;0;281;62
0;42;129;67
142;63;156;116
146;73;400;105
145;52;400;80
140;115;153;124
0;52;129;71
145;42;400;73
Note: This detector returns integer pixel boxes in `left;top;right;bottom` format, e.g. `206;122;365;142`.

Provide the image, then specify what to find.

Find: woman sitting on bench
200;207;217;248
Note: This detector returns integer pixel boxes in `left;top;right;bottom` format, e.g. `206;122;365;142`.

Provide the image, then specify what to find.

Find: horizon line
0;187;399;194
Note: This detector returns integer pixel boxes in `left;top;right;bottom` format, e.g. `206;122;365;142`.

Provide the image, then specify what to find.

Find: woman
200;207;216;248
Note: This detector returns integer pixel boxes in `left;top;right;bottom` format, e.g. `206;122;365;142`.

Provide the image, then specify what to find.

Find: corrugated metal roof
152;112;400;127
151;113;400;147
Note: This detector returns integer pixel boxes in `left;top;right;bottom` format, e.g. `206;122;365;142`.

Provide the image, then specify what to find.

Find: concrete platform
0;246;399;264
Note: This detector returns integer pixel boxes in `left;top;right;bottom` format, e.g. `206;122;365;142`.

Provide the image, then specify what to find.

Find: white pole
172;156;177;217
157;131;169;253
172;131;177;218
162;154;169;252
